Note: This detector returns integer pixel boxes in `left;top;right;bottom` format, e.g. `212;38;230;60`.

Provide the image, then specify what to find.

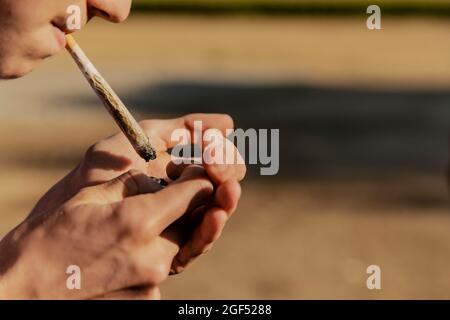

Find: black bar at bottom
0;300;447;318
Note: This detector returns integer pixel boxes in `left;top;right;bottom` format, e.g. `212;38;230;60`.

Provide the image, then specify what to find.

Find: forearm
0;229;81;300
0;264;33;300
0;229;34;299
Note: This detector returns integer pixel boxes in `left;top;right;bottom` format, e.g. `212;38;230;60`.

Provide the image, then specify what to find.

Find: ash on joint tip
141;146;157;162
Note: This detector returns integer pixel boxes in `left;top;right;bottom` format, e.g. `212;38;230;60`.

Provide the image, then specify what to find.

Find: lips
51;22;67;49
52;22;71;49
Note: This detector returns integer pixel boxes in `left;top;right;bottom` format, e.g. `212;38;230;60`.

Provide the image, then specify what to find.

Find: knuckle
82;140;109;168
135;260;170;286
114;203;140;237
86;139;107;156
84;143;97;158
82;145;97;168
119;169;143;195
114;203;155;243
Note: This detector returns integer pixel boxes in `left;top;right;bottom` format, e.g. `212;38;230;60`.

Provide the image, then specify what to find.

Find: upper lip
51;19;76;35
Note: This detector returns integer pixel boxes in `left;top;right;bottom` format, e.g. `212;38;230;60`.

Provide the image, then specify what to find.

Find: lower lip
52;25;67;48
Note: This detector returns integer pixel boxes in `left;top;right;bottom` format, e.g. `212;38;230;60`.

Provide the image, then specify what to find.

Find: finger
166;161;192;181
203;132;246;185
171;208;228;274
169;181;241;274
140;113;234;150
214;180;242;215
170;180;241;274
118;166;214;236
66;169;164;208
167;130;246;185
168;163;241;213
160;204;207;248
82;137;172;180
77;131;169;188
98;169;164;204
166;181;241;274
80;134;140;175
146;151;173;180
142;114;245;184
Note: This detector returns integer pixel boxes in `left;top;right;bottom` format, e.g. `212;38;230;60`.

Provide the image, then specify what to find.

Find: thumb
116;165;214;236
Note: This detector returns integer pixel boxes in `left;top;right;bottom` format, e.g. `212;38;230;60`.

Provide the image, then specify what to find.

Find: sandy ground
0;16;449;299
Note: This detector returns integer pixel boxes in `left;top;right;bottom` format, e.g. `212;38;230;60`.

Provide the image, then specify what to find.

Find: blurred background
1;0;450;299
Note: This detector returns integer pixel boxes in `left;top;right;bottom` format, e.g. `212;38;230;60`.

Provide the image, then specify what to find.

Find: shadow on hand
78;149;135;188
83;149;134;172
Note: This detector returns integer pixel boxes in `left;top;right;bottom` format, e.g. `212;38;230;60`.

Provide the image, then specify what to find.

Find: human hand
0;165;213;299
30;114;245;274
20;113;245;298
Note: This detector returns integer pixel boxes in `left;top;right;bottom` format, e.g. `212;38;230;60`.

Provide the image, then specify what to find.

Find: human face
0;0;132;79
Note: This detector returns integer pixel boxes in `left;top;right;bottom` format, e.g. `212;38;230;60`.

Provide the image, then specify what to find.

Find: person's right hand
0;166;213;300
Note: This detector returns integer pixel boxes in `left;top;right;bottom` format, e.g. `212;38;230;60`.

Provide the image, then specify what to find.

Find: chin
0;58;40;79
0;70;26;80
0;69;30;80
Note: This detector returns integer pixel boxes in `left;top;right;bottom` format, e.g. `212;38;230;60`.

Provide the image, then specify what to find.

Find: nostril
87;2;130;23
97;9;111;19
88;6;111;20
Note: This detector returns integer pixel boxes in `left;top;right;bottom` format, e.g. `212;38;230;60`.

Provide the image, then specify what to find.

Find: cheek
0;1;49;44
14;1;55;29
0;0;72;78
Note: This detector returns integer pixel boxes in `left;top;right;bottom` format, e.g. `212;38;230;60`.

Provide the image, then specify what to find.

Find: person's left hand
28;113;246;296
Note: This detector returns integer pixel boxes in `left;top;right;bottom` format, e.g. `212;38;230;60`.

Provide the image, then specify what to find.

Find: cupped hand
24;113;246;297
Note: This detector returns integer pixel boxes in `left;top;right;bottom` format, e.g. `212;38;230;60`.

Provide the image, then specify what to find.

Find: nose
87;0;132;23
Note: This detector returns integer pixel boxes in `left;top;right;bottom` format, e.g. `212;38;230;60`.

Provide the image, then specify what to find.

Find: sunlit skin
0;0;131;78
0;0;246;299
